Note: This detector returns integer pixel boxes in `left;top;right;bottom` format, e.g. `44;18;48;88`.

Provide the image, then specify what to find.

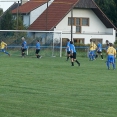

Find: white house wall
55;9;116;44
23;15;30;26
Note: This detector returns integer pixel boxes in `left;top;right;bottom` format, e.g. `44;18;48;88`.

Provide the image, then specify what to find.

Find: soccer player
70;41;80;66
35;40;41;58
106;40;110;50
89;40;97;60
66;39;70;61
21;37;27;57
106;43;116;70
95;41;103;60
0;40;10;56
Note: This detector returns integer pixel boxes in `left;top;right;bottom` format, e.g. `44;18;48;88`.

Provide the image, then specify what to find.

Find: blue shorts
107;55;115;63
89;50;94;55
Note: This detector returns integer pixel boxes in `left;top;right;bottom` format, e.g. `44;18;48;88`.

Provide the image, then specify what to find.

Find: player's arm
114;48;116;58
70;50;73;56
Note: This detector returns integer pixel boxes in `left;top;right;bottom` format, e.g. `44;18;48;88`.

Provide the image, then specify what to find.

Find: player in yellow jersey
89;40;97;60
0;40;10;56
106;43;116;70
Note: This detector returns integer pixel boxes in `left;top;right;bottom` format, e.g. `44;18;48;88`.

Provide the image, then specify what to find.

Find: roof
12;0;47;14
27;0;117;31
28;0;79;30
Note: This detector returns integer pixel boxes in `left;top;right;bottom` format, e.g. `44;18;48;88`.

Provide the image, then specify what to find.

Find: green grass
0;54;117;117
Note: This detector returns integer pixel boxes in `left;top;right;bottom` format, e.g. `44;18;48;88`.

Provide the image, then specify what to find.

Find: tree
0;10;15;30
14;14;27;30
0;10;27;30
95;0;117;27
0;8;3;16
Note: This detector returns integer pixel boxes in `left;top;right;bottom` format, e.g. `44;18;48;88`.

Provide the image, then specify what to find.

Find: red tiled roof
12;0;47;14
28;0;79;30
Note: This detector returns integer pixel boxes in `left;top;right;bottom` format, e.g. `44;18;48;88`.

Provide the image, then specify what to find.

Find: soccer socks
67;56;69;61
76;60;80;66
95;54;98;58
71;62;74;66
101;55;103;59
22;52;25;57
37;55;40;58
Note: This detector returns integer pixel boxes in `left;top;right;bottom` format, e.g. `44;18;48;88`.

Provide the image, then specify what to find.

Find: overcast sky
0;0;19;12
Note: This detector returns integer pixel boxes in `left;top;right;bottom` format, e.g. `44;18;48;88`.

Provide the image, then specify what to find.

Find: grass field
0;54;117;117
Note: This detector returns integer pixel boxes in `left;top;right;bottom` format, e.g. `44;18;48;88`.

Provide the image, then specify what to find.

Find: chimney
21;0;28;5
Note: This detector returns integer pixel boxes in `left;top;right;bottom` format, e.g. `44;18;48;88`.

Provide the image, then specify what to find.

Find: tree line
95;0;117;28
0;0;117;30
0;9;26;30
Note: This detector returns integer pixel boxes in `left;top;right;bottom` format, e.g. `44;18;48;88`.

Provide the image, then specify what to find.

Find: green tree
0;8;3;16
14;14;27;30
0;10;15;30
95;0;117;27
0;10;27;30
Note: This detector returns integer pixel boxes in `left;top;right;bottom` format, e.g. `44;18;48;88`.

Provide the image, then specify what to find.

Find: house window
76;26;81;33
68;17;89;33
68;17;75;25
74;38;84;44
76;18;80;26
82;18;89;26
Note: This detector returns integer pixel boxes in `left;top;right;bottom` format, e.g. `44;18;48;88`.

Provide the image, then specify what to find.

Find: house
12;0;117;44
12;0;54;27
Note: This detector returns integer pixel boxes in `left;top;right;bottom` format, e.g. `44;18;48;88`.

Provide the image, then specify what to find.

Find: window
76;26;81;33
82;18;89;26
68;17;75;25
68;17;89;33
76;18;80;26
74;38;84;44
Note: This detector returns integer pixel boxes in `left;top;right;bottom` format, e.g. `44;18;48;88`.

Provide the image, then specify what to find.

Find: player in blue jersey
95;42;103;60
35;40;41;58
21;37;27;57
70;41;80;66
66;39;70;61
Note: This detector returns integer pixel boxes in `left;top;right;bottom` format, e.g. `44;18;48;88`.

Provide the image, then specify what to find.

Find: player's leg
38;50;41;58
92;50;95;60
22;49;25;57
74;53;80;66
4;50;10;56
1;49;10;56
93;50;96;60
66;51;70;61
106;55;110;69
70;54;74;66
98;51;103;60
36;49;39;58
112;56;116;70
89;51;92;60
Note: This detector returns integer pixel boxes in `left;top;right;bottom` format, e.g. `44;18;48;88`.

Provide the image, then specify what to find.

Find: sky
0;0;19;12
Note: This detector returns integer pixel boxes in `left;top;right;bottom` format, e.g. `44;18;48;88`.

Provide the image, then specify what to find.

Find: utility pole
17;1;19;30
46;0;50;31
71;7;73;42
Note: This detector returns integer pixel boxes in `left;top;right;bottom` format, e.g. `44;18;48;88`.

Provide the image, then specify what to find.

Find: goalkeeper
0;40;10;56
